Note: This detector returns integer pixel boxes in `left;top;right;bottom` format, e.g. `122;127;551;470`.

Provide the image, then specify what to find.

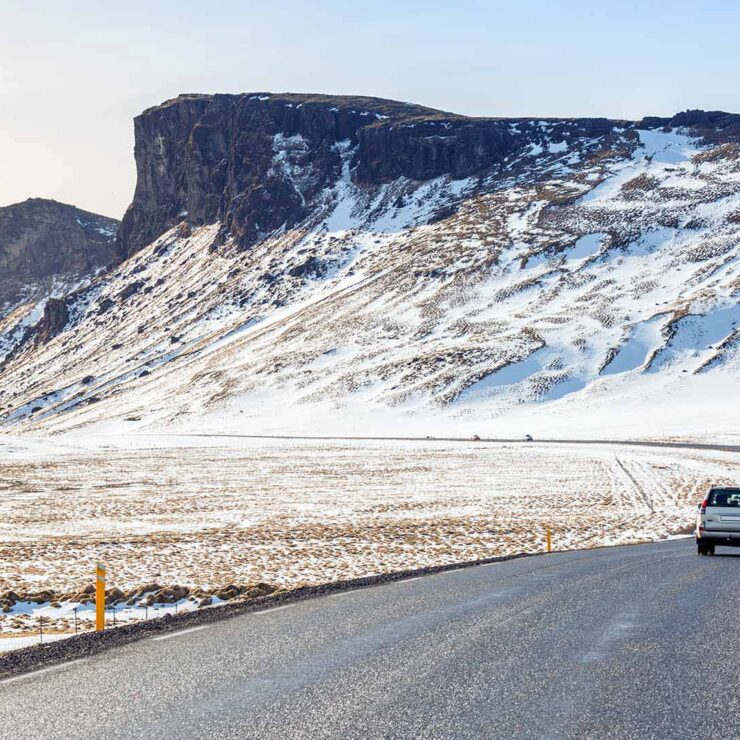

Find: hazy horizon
2;0;739;219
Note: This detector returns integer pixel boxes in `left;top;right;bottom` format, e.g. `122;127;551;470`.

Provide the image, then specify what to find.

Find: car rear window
707;489;740;507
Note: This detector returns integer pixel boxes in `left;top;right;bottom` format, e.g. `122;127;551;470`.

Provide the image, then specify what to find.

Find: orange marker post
95;562;106;631
546;527;552;554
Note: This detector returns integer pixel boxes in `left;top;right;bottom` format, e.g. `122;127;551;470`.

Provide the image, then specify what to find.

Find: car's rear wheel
697;540;708;555
708;544;716;556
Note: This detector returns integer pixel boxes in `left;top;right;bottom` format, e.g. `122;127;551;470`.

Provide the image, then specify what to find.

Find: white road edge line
253;604;292;615
0;658;87;685
397;577;422;583
152;625;208;641
331;591;356;597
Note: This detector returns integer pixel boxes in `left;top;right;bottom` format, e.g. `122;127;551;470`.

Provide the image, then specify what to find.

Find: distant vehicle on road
472;434;481;441
524;434;534;442
696;487;740;555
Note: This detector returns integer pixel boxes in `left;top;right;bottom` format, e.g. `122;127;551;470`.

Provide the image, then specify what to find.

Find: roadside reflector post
546;527;552;554
96;562;106;631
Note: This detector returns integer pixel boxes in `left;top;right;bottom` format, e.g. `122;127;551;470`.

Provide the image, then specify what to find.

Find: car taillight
700;498;709;513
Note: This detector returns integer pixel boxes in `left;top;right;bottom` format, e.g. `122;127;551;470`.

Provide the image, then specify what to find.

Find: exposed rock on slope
31;298;70;345
1;94;739;438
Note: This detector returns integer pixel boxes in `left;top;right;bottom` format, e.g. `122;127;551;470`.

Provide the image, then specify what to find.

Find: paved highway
156;433;740;454
1;539;739;739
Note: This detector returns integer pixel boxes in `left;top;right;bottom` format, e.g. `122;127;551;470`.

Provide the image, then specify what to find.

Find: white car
696;486;740;555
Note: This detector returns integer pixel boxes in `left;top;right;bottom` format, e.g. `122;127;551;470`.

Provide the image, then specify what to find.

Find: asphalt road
157;433;740;454
1;539;738;739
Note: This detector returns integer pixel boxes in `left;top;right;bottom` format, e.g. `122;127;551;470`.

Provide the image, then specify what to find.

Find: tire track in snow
615;455;654;513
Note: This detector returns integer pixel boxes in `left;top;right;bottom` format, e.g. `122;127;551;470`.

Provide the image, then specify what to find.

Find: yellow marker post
546;527;552;554
95;562;106;632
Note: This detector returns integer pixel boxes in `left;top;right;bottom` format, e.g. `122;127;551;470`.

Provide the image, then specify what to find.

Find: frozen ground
1;434;737;648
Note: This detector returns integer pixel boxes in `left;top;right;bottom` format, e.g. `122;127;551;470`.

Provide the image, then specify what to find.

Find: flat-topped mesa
116;93;740;256
117;93;423;257
116;93;627;256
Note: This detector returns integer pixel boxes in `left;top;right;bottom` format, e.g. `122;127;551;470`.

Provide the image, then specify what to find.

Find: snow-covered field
1;434;737;648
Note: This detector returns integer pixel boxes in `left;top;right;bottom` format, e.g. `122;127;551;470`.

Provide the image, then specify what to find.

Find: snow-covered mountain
0;96;738;440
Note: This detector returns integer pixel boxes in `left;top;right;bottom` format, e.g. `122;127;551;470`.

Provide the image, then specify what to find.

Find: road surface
157;433;740;454
1;539;739;739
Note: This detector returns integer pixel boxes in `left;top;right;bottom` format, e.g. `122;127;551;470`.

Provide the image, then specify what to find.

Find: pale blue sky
1;0;738;218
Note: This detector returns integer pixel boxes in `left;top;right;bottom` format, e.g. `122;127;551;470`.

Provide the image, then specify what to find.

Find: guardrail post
96;562;106;631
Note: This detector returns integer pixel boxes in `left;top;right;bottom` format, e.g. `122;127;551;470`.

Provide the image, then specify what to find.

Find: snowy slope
0;120;738;441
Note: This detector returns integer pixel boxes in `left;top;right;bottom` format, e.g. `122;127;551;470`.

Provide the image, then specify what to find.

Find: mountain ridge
0;197;119;305
118;92;740;258
0;94;738;439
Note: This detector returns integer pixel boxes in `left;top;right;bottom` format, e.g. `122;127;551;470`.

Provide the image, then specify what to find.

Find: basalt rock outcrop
0;198;119;307
119;93;740;258
118;94;442;256
118;93;643;256
639;110;740;142
353;115;622;183
35;297;70;344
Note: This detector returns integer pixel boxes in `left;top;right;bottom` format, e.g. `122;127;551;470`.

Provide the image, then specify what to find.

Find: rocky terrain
117;93;628;256
0;95;738;439
0;198;118;304
0;198;118;362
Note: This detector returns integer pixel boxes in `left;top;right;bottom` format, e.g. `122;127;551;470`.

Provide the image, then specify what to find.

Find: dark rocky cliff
0;198;119;307
638;110;740;141
117;92;740;256
354;116;619;183
118;93;450;256
117;93;632;256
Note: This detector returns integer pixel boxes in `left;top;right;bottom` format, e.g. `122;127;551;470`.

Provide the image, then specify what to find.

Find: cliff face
0;198;119;307
354;116;619;183
117;94;372;256
118;93;643;256
639;110;740;140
